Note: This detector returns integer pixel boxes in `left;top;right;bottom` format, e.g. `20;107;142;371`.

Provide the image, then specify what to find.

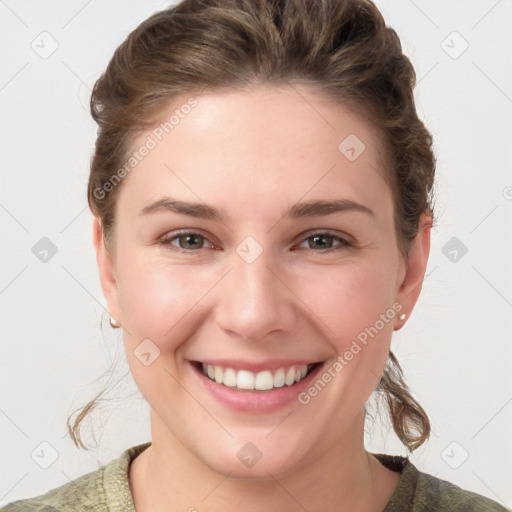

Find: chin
194;431;310;480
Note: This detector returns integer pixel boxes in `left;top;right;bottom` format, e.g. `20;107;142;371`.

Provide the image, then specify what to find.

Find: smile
190;359;325;412
200;363;315;391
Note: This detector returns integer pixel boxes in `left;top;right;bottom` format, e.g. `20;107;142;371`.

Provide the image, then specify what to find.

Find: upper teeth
201;363;311;390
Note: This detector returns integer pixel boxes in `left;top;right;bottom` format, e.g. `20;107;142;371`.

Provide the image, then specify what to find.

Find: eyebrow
139;197;374;221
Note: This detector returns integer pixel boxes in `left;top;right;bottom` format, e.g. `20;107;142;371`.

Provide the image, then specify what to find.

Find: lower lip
189;361;324;413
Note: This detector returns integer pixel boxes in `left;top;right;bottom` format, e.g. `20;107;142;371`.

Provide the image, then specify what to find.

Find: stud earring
109;316;121;328
398;313;407;321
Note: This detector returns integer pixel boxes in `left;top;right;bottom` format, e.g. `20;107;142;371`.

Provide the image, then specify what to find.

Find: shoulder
413;470;509;511
0;466;106;512
0;443;151;512
374;453;510;512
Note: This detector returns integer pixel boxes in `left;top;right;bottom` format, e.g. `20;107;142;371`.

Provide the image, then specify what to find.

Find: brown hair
70;0;435;453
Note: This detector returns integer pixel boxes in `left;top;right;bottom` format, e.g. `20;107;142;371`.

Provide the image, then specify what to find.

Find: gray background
1;0;511;507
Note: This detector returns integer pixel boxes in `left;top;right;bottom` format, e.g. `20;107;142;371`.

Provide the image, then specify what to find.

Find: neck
129;409;400;512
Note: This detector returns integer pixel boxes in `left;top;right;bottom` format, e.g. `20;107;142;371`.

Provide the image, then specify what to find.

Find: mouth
189;359;326;412
191;361;323;392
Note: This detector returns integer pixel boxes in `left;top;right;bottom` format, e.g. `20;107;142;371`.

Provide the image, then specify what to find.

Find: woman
2;0;508;510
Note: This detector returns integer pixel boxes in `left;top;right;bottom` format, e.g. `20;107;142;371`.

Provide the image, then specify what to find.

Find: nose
215;247;297;343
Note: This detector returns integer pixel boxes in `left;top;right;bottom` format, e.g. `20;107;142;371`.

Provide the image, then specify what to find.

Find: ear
92;217;121;325
394;212;432;331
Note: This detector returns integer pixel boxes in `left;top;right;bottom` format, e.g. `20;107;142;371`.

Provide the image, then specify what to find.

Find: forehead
117;83;392;220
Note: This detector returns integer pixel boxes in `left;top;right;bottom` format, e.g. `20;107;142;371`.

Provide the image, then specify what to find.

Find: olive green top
1;442;509;511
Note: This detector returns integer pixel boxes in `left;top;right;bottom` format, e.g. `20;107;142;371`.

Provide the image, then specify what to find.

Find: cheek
115;255;216;351
291;264;398;421
298;260;398;382
309;262;396;331
114;258;217;407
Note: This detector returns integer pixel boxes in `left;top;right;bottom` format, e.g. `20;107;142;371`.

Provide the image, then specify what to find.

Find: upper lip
192;359;322;372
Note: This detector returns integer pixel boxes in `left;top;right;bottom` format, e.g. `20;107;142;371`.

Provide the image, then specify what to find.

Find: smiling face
93;82;429;479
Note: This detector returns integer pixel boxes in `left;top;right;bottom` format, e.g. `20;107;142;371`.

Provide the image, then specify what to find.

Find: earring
398;313;407;321
109;316;121;328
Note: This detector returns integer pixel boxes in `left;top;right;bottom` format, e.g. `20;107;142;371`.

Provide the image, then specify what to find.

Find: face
94;83;430;479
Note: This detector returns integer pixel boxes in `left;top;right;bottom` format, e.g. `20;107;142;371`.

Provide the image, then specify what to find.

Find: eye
157;230;353;255
158;231;215;253
296;231;353;253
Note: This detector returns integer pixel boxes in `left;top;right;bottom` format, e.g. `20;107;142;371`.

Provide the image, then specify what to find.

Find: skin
93;82;431;512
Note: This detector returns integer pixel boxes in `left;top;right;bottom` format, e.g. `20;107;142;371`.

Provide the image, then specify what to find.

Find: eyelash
157;230;354;255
